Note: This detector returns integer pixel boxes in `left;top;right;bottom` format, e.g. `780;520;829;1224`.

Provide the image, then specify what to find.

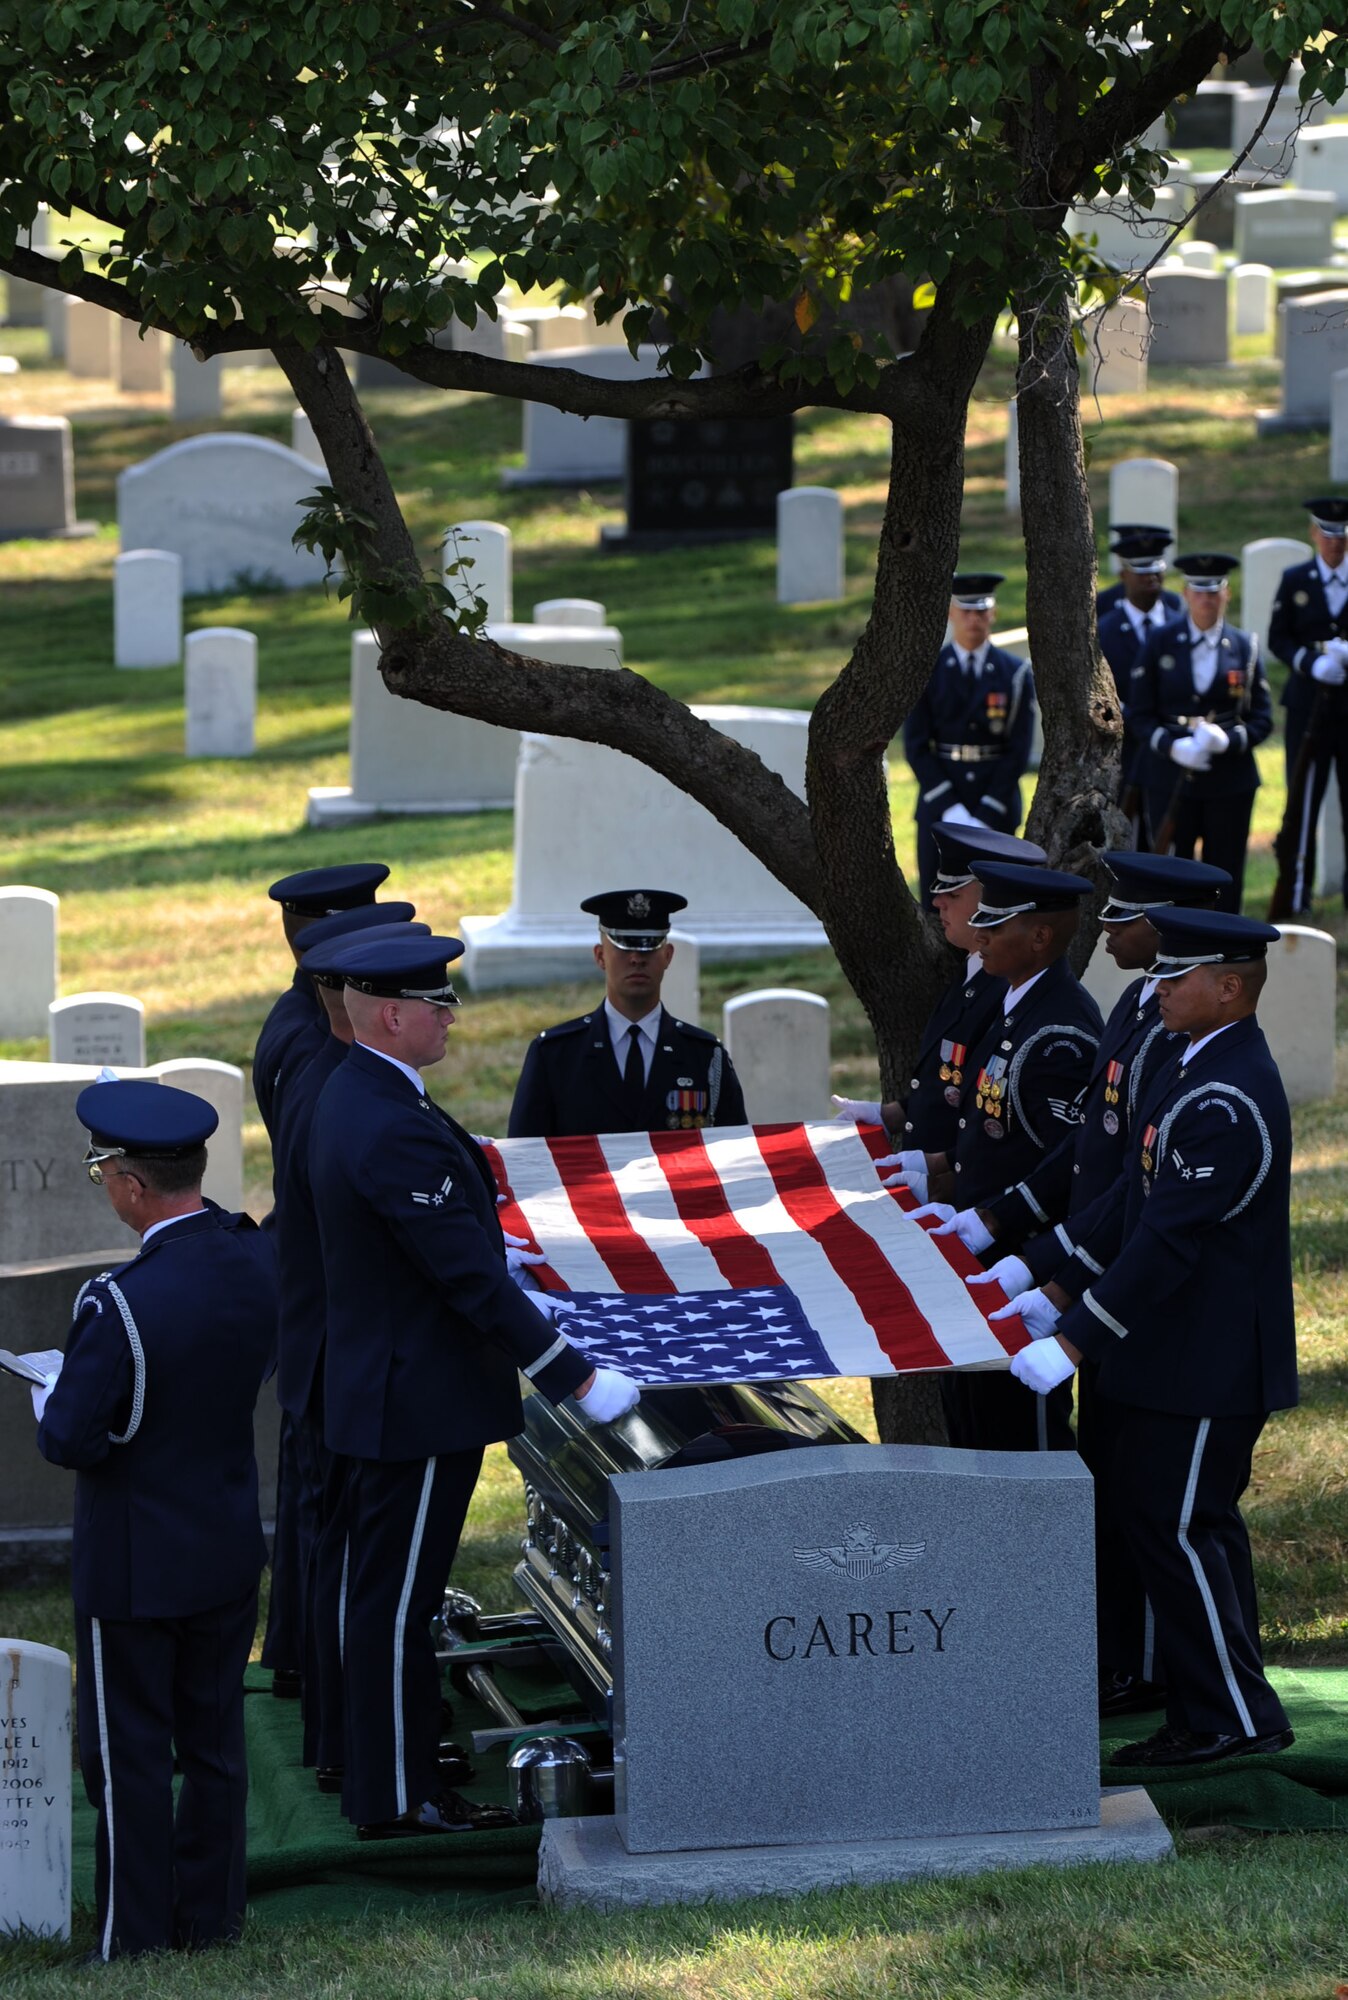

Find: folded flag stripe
487;1122;1025;1384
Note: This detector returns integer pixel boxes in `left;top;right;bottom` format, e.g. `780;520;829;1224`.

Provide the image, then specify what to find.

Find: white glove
503;1231;547;1277
966;1252;1033;1296
1192;718;1229;757
575;1366;641;1422
939;803;987;828
885;1170;927;1203
930;1208;994;1255
1325;637;1348;664
1312;651;1348;685
30;1370;60;1422
908;1202;956;1229
991;1286;1062;1339
875;1149;927;1177
1169;735;1212;772
1009;1334;1077;1394
831;1094;885;1127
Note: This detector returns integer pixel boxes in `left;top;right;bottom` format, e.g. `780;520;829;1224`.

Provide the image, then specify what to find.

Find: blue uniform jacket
273;1031;346;1425
508;1006;746;1139
895;960;1005;1155
1060;1014;1298;1418
253;969;326;1139
1097;605;1164;786
1267;557;1348;730
983;976;1179;1287
312;1042;593;1460
37;1204;275;1621
948;958;1102;1209
902;644;1036;833
1126;617;1272;812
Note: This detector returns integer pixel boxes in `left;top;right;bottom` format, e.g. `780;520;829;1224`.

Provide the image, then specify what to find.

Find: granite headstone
1294;124;1348;213
118;434;329;594
0;418;78;541
1233;190;1337;269
169;344;223;421
609;414;794;546
612;1445;1098;1854
0;1638;71;1941
1277;291;1348;427
1146;269;1229;366
1332;367;1348;483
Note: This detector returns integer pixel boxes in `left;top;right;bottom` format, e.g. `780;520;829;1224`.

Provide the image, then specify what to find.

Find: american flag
485;1123;1029;1387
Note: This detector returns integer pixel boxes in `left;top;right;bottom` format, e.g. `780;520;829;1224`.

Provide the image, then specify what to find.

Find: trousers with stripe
341;1450;482;1827
1107;1403;1287;1739
74;1584;257;1961
1075;1364;1161;1684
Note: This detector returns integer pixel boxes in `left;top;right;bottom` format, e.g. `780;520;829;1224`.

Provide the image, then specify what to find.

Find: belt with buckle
934;744;1004;763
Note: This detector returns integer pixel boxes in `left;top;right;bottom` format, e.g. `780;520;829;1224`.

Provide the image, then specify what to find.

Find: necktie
623;1022;645;1099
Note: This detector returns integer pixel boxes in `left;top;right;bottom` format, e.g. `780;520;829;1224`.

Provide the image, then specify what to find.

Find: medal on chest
1225;665;1245;700
984;688;1008;736
939;1039;967;1106
975;1055;1007;1133
1139;1121;1158;1183
1102;1058;1125;1134
667;1085;709;1129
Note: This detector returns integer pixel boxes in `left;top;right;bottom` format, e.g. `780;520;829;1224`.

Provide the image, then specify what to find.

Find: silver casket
508;1378;865;1715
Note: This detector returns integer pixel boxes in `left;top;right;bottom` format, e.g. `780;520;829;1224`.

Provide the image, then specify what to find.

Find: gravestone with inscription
0;417;82;541
0;1638;71;1941
117;434;328;594
48;994;146;1070
605;414;794;548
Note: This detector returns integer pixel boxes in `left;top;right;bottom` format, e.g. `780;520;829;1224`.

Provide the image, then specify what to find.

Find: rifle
1268;687;1330;922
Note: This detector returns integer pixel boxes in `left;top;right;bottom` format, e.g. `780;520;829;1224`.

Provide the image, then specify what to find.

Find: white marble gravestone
43;289;67;363
662;930;701;1029
118;435;329;594
113;549;182;669
184;627;256;758
1145;269;1229;366
1277;291;1348;426
1176;241;1218;271
147;1059;245;1212
504;345;700;486
776;488;845;604
0;888;59;1039
0;417;78;540
1233;263;1273;337
1332;368;1348;484
1066;188;1177;272
0;1637;72;1942
291;409;325;467
1230;81;1325;176
1294;124;1348;212
65;299;114;378
170;344;223;421
48;993;146;1069
113;321;166;395
443;519;512;623
1319;766;1344;902
1263;925;1336;1106
1107;457;1178;539
460;707;829;987
722;989;830;1121
1081;297;1148;397
1004;399;1019;513
532;598;604;627
1233;190;1337;269
1240;537;1311;649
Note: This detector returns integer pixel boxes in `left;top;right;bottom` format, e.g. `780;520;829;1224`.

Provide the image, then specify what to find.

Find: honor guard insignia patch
793;1524;926;1579
627;891;652;919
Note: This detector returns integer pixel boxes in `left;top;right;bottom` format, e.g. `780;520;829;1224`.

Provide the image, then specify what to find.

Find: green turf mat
70;1663;1346;1924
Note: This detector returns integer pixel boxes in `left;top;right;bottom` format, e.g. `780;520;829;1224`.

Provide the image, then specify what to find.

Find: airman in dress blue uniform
508;889;746;1138
938;852;1230;1716
309;934;640;1838
902;572;1037;904
1096;521;1182;617
35;1081;276;1961
1127;553;1273;909
1097;530;1177;842
1266;495;1348;908
1008;910;1298;1768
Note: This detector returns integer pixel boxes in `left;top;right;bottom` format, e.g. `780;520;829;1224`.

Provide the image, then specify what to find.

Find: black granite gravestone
602;414;793;549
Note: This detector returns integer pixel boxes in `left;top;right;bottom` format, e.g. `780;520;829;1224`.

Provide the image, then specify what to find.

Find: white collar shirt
1186;618;1223;696
1003;965;1049;1017
954;640;991;676
1122;598;1168;641
1181;1019;1238;1067
141;1208;208;1246
1317;554;1348;618
604;998;663;1082
360;1042;426;1096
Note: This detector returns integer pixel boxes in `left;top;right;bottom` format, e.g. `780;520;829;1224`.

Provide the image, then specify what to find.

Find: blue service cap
1109;521;1172;547
968;859;1092;928
301;919;430;984
950;571;1003;610
1173;552;1237;590
267;863;390;915
580;888;688;952
1303;495;1348;532
1148;907;1279;979
297;902;418;953
1100;852;1231;924
929;824;1048;895
328;932;465;1000
1111;530;1171;573
76;1078;218;1157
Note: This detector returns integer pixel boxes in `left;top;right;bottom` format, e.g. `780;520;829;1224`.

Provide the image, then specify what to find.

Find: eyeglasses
83;1144;126;1185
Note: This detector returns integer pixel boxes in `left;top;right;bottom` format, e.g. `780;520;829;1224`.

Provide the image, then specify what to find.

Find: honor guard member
1267;495;1348;906
886;860;1102;1452
34;1081;276;1960
1008;909;1297;1767
256;881;415;1699
1096;522;1181;616
1127;553;1273;909
902;572;1036;905
1098;530;1178;841
272;911;429;1776
254;863;392;1138
830;824;1047;1176
508;889;747;1138
309;933;640;1839
931;852;1230;1717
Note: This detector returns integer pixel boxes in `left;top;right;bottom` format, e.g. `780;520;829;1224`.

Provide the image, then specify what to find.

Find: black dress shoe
357;1791;517;1840
316;1766;343;1795
1098;1672;1168;1720
270;1668;303;1700
1110;1723;1295;1768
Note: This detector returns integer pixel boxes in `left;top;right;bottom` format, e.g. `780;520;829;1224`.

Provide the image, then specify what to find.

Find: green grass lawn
1;330;1346;1995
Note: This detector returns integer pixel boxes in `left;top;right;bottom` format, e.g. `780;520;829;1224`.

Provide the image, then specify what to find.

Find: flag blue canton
546;1285;834;1383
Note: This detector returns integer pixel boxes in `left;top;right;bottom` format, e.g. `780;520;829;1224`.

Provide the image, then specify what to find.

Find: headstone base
0;522;96;544
598;525;773;551
306;784;514;825
502;463;623;488
460;912;830;990
1254;408;1327;436
538;1788;1173;1910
